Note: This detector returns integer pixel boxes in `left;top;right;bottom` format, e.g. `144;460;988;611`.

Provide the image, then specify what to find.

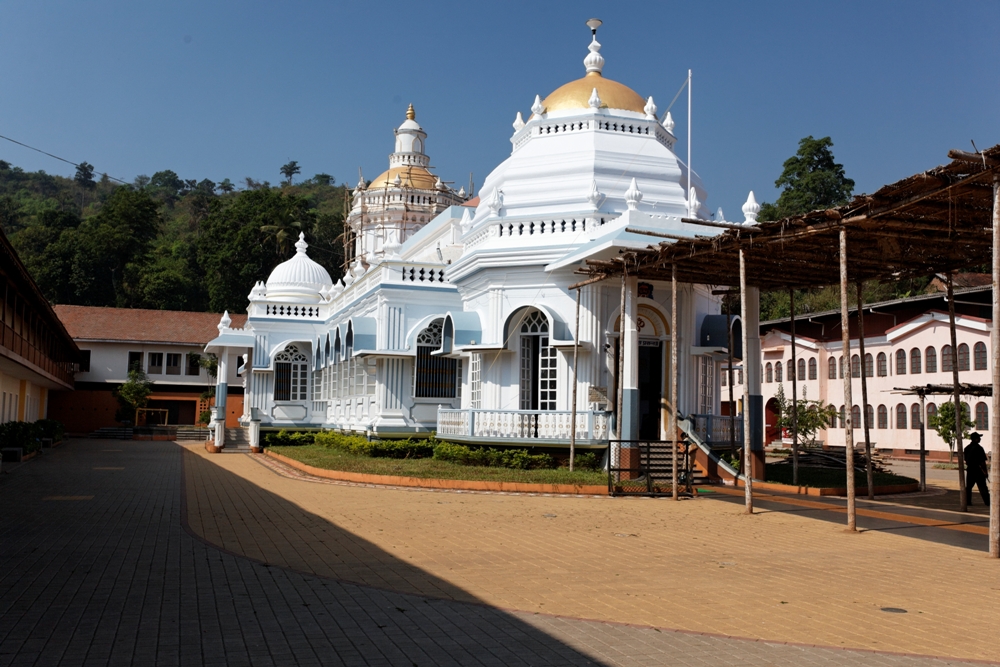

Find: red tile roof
53;305;248;345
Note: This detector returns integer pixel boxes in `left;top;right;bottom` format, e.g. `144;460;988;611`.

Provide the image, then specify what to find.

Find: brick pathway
0;440;996;666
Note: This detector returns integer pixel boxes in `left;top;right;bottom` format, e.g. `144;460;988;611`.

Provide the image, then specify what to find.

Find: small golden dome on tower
406;104;415;120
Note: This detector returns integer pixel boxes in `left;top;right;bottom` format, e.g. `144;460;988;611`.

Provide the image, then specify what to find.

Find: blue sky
1;0;997;219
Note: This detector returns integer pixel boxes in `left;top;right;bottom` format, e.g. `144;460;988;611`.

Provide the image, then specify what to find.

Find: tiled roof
53;305;248;345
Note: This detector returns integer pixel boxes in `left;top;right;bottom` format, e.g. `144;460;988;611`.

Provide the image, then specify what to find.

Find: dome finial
584;18;604;76
406;103;415;121
295;232;308;254
742;190;760;224
588;88;602;109
625;178;642;211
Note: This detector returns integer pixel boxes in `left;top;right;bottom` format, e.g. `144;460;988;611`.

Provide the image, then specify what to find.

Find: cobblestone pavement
0;440;997;666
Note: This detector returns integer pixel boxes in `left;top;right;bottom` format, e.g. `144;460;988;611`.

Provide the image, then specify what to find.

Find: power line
0;132;130;185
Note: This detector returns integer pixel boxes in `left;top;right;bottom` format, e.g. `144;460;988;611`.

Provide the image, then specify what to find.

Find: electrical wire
0;132;129;185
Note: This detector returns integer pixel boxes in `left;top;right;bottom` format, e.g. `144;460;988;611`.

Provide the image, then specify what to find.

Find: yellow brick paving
183;445;1000;663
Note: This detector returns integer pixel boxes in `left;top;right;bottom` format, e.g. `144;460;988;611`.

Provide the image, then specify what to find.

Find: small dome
541;73;647;114
368;165;439;191
265;233;332;303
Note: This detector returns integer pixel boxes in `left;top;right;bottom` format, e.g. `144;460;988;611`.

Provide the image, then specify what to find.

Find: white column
621;276;639;441
215;351;228;447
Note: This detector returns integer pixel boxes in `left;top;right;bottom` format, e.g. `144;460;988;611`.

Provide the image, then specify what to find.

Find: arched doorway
612;304;671;440
765;397;780;444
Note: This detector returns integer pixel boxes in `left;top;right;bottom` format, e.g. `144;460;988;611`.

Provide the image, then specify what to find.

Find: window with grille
808;358;817;380
765;363;773;383
910;348;921;374
851;405;861;430
976;402;988;430
166;353;181;375
877;352;887;377
942;345;953;372
925;346;937;373
698;357;714;415
775;361;782;383
958;344;970;371
877;404;887;429
518;310;555;410
975;342;988;371
896;404;907;429
469;354;482;409
414;319;457;398
895;350;906;375
851;355;860;378
128;351;142;372
927;402;937;425
911;403;921;429
865;404;874;430
797;358;805;381
186;353;201;376
864;354;873;378
275;345;309;401
827;357;836;380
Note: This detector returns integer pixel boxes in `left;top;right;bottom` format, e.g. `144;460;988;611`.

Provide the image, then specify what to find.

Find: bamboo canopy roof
579;144;1000;289
894;383;993;397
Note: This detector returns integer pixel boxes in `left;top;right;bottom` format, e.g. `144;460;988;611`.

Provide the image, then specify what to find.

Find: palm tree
280;161;301;186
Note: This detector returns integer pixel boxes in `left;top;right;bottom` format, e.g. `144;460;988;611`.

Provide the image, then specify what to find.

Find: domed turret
265;233;333;303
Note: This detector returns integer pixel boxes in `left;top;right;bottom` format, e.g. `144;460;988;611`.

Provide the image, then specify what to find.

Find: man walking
964;432;991;507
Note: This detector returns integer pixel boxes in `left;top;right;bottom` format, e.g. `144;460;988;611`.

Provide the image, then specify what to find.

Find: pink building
744;285;992;459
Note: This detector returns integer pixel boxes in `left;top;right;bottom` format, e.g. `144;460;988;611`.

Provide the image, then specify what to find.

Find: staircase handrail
677;414;742;481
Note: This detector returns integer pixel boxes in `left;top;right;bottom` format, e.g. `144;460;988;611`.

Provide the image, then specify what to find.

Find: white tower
348;105;466;266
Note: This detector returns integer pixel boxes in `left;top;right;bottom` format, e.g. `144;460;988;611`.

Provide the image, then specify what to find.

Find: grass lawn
766;465;917;488
269;445;608;486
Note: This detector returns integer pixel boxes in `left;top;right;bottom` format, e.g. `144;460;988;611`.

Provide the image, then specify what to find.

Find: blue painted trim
216;382;227;410
621;387;639;443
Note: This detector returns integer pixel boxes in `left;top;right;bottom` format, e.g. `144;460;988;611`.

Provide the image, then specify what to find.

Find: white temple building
206;26;759;453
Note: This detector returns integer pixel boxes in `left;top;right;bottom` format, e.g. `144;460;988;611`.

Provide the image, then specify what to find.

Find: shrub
0;421;42;453
264;430;315;447
312;431;435;459
34;419;65;443
572;451;600;471
432;442;554;470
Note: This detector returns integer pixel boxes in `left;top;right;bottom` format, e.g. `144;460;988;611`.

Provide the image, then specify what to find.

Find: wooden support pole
948;274;968;512
992;173;1000;557
857;282;874;500
671;263;679;500
740;248;753;513
726;294;736;461
570;287;580;472
919;391;927;493
840;229;857;531
616;269;626;441
790;288;799;486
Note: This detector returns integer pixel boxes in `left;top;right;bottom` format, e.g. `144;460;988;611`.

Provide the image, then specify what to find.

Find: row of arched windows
831;401;989;431
766;342;987;384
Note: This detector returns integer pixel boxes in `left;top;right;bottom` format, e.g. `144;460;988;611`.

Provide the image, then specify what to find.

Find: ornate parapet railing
437;408;610;445
687;413;743;448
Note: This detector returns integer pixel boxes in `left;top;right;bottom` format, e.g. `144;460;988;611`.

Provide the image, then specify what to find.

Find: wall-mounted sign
638;282;654;299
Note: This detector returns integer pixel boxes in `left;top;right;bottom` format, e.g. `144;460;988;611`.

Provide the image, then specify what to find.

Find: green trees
758;136;855;222
114;367;153;425
280;161;301;186
929;401;975;462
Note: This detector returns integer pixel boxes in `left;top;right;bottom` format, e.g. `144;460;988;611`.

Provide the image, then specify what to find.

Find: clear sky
1;1;997;219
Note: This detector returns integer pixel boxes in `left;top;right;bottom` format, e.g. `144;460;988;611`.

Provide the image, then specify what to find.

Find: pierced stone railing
687;413;743;448
438;408;610;443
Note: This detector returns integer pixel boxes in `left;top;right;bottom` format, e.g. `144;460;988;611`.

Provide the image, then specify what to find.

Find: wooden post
740;248;753;513
991;173;1000;557
671;264;679;500
856;282;874;499
790;288;799;486
616;268;626;440
839;229;857;530
919;391;927;493
947;274;968;512
726;294;736;460
570;287;581;472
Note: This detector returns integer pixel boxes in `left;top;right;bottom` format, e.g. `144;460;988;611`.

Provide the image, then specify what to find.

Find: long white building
206;27;760;453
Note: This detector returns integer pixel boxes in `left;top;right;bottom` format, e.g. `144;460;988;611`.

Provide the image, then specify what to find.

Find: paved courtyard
1;439;998;666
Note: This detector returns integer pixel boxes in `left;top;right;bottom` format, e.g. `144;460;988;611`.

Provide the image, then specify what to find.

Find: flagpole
687;69;692;217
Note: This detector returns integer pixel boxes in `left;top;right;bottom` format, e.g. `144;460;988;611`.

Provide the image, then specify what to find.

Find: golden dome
367;166;439;191
541;72;646;114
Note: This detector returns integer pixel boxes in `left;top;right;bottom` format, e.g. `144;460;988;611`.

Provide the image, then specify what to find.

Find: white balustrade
437;408;611;442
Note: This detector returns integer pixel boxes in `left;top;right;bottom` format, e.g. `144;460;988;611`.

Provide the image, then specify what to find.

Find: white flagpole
687;69;692;217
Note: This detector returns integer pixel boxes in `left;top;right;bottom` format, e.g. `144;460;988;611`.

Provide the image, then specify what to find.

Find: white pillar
621;276;639;441
215;351;228;447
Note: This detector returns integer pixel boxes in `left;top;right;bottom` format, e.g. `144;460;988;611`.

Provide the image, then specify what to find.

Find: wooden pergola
577;144;1000;556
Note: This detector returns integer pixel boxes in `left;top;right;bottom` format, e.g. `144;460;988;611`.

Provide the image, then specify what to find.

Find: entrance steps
219;428;252;453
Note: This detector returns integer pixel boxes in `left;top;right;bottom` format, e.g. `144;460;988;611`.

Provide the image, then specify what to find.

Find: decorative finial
584;36;604;75
742;190;760;224
588;88;602;109
715;207;725;222
460;207;474;233
531;95;545;116
512;111;525;132
625;178;642;211
406;103;415;120
487;188;503;216
393;173;401;187
332;280;345;296
295;232;308;254
435;176;445;190
662;111;675;133
457;185;466;198
688;187;701;216
218;310;232;332
644;96;657;120
587;179;604;209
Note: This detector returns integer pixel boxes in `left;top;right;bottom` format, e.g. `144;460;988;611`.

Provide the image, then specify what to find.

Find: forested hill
0;160;349;314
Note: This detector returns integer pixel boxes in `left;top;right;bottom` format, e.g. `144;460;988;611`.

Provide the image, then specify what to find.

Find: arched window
864;353;873;377
839;405;846;429
797;358;805;381
839;356;844;379
896;404;907;430
851;405;861;430
925;346;937;373
942;345;953;372
865;404;874;430
877;352;887;377
765;362;773;383
519;310;555;410
974;342;988;371
910;348;921;374
962;402;971;426
911;403;922;430
896;350;907;375
274;344;309;401
877;405;888;429
775;361;783;383
808;358;817;380
851;354;861;378
976;402;988;430
415;319;458;398
828;357;836;380
927;402;937;425
958;343;970;371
